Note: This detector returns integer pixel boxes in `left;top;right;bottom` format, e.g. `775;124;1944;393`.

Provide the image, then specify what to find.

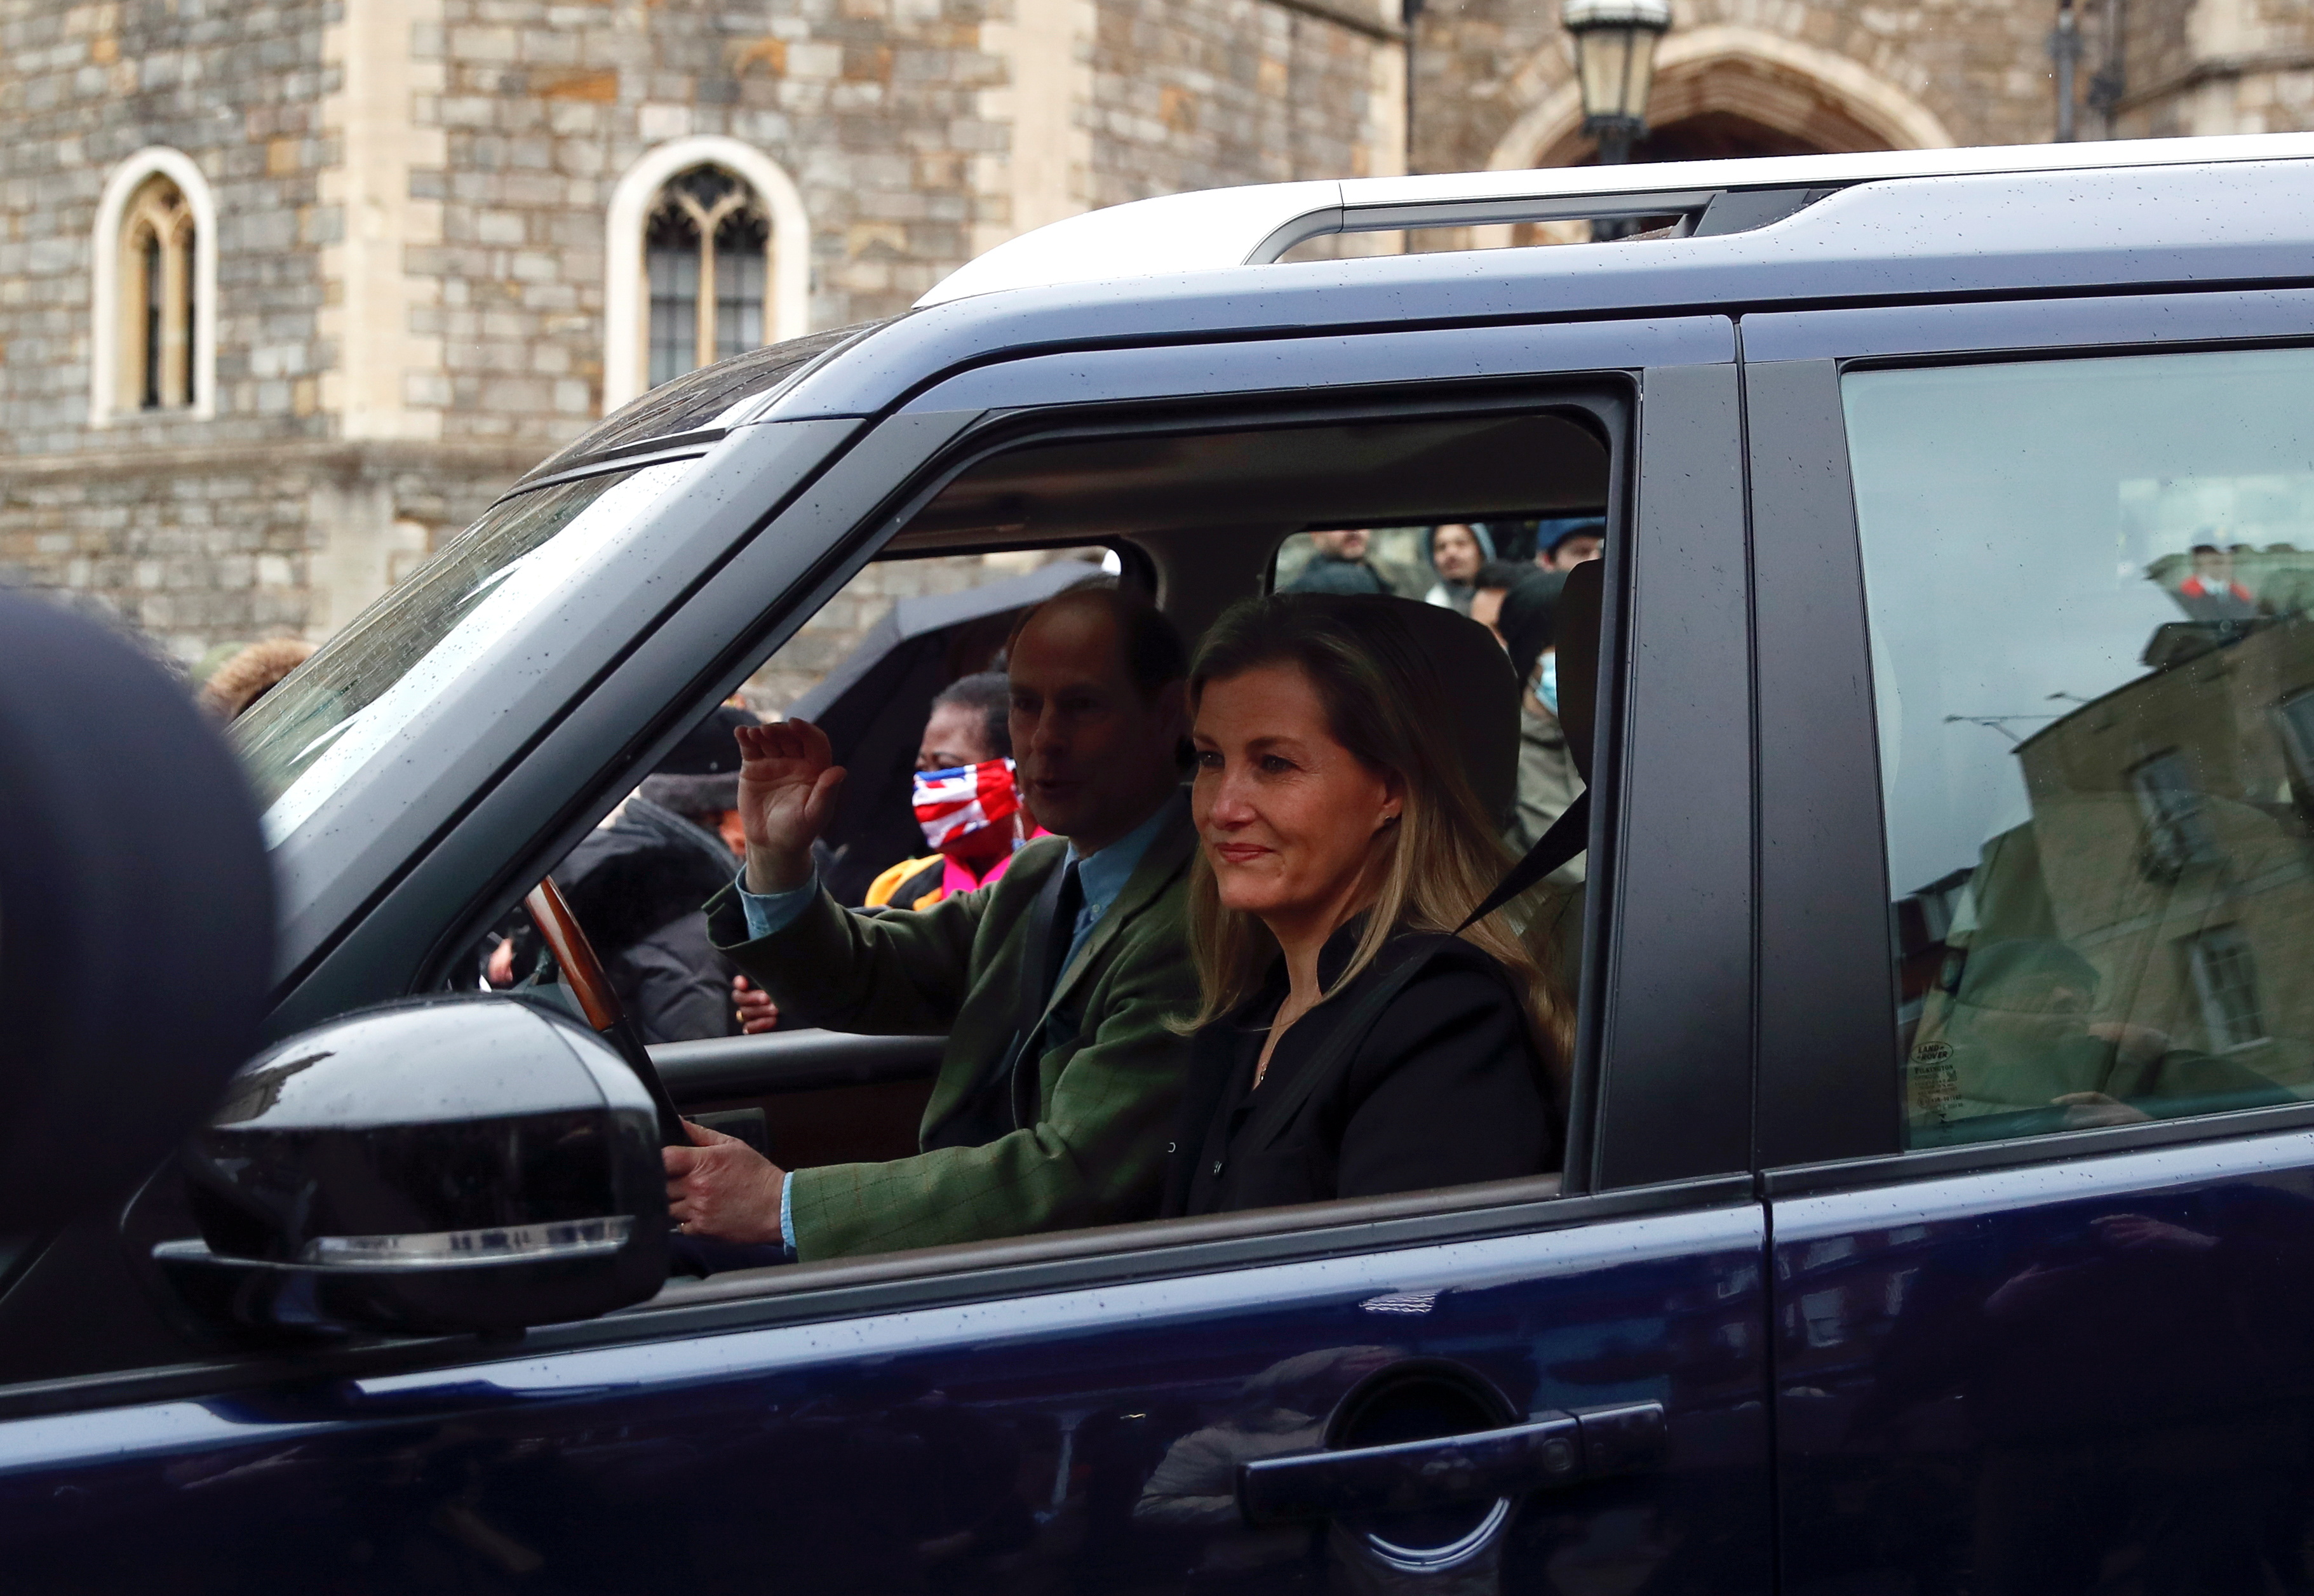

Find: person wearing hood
1538;519;1604;573
497;706;767;1043
1420;522;1493;614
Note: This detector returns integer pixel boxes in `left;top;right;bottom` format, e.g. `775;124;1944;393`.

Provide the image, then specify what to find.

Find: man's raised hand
734;718;845;894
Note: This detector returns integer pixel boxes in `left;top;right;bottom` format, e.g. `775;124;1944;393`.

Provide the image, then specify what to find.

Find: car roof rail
917;130;2314;308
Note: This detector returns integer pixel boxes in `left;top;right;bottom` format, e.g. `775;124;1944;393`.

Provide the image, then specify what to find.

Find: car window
474;545;1117;1033
521;321;885;480
238;462;691;843
1846;347;2314;1148
500;409;1609;1265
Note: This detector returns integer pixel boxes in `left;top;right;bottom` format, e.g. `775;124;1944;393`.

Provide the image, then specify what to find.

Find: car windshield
519;321;885;483
236;462;692;845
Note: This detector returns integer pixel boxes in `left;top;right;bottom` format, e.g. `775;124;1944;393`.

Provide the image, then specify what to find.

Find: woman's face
1432;523;1481;584
917;701;995;772
1192;662;1401;927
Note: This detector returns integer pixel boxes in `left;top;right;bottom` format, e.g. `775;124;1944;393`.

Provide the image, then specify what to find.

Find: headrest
1554;559;1602;786
1370;596;1521;828
1497;568;1564;690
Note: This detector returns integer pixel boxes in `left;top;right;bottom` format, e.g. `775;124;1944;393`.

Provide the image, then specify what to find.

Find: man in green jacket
667;585;1200;1261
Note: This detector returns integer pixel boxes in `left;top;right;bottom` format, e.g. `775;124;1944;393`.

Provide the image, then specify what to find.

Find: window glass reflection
1846;349;2314;1146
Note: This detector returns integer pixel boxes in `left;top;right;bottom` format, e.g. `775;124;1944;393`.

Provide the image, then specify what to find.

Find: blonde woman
1160;593;1568;1218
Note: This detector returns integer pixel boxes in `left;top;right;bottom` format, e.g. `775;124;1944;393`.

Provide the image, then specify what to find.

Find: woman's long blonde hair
1180;594;1573;1075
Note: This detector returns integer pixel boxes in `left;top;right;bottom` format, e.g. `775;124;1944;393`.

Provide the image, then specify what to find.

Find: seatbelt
1458;791;1588;934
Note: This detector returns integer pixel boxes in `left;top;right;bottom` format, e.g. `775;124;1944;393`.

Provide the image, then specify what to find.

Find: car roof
532;133;2314;478
915;131;2314;307
758;135;2314;421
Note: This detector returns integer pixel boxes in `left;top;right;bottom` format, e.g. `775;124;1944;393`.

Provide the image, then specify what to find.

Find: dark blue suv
11;131;2314;1594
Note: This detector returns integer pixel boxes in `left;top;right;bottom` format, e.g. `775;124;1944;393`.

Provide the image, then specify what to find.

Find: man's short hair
932;670;1012;759
1006;579;1188;701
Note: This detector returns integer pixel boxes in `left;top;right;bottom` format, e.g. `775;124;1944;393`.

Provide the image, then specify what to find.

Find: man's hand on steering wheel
664;1118;788;1245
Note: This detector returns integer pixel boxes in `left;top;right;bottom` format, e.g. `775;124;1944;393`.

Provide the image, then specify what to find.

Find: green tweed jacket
702;795;1199;1261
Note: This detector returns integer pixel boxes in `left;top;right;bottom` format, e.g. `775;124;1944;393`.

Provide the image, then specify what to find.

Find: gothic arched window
603;138;808;411
643;166;772;390
90;148;216;424
121;175;197;410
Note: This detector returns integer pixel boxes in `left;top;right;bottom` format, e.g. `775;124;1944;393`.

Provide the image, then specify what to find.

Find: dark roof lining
887;410;1610;551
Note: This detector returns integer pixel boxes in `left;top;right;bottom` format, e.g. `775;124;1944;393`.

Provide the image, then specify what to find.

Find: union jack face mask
912;757;1023;852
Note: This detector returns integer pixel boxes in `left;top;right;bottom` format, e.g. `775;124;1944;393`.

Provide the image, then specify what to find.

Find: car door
0;311;1766;1595
1747;291;2314;1595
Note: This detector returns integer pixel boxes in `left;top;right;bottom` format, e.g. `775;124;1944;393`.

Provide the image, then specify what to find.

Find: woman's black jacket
1159;925;1559;1218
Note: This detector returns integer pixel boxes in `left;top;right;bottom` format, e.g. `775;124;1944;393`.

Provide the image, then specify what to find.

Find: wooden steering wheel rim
524;877;625;1033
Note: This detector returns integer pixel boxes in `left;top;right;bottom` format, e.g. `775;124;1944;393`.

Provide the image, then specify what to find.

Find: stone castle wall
8;0;2313;680
413;0;1011;449
0;0;1393;671
1414;0;2042;177
2116;0;2314;136
1088;0;1399;205
0;0;335;457
0;443;518;658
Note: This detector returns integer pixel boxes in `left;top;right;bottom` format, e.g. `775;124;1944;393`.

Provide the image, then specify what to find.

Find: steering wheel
524;878;622;1029
523;877;688;1144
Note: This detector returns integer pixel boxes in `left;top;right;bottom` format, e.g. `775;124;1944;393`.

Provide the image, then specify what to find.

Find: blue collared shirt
732;789;1183;1254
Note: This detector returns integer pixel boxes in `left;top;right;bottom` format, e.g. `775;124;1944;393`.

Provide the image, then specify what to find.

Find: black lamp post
1563;0;1672;166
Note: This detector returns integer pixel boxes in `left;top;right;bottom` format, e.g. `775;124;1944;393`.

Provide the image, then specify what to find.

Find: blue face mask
1537;652;1560;714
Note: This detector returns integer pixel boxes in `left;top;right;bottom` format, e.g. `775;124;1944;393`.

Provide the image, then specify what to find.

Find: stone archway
1487;25;1956;173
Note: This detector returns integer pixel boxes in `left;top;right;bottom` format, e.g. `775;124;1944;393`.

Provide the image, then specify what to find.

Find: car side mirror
155;996;668;1339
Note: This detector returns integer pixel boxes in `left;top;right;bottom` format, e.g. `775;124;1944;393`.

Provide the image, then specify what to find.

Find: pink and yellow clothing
866;755;1045;911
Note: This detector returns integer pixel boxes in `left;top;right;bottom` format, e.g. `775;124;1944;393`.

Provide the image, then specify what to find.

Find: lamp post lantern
1561;0;1672;166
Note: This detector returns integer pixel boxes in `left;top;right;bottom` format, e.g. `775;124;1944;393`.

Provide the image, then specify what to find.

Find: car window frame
417;327;1756;1301
1744;286;2314;1195
0;315;1758;1414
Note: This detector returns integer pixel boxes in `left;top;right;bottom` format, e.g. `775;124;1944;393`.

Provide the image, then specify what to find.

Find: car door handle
1237;1401;1665;1527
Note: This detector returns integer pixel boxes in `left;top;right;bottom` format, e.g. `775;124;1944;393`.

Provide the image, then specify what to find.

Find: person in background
1468;558;1532;647
495;706;771;1044
1497;568;1585;882
733;673;1052;1031
668;584;1203;1263
1420;523;1493;614
865;671;1045;913
1537;520;1604;573
198;636;314;720
1161;593;1563;1219
2177;540;2257;620
1282;528;1397;596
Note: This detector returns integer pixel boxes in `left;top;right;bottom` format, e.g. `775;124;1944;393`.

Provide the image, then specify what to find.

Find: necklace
1253;997;1310;1090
